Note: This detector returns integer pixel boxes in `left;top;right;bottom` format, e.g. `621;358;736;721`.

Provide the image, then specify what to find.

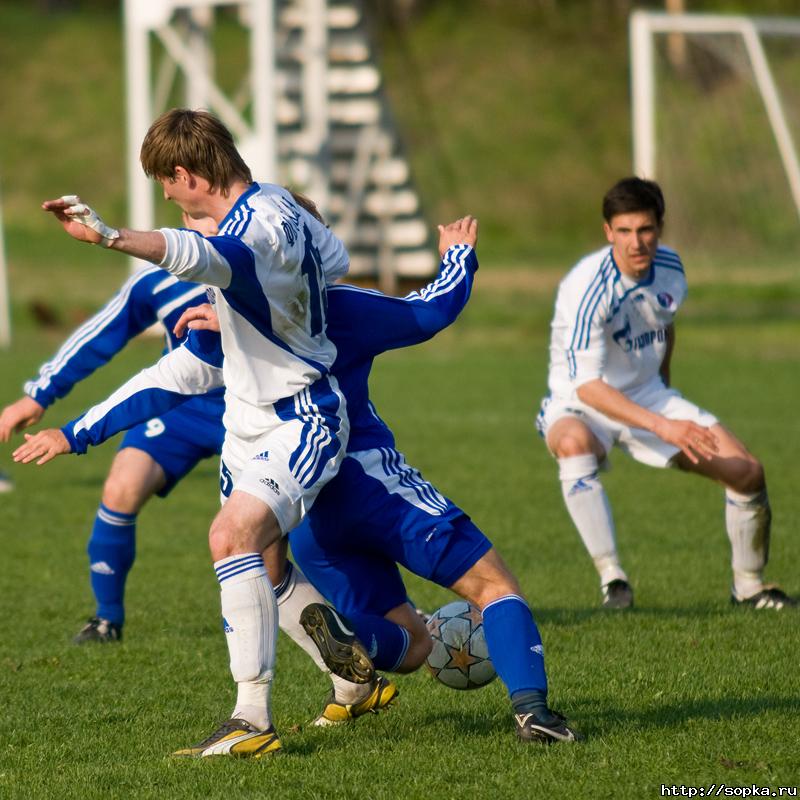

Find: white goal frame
630;10;800;223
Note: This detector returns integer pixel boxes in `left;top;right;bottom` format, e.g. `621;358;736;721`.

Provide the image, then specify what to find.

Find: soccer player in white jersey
40;108;366;758
537;177;795;612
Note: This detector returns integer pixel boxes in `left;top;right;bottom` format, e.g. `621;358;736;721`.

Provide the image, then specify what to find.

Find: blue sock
87;504;137;625
482;595;548;705
346;611;410;672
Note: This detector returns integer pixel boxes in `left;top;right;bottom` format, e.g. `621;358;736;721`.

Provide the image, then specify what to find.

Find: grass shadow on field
414;710;510;738
577;695;800;737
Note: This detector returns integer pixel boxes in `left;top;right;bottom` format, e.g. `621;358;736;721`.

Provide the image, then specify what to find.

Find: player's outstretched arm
12;429;70;466
576;378;718;464
0;396;45;442
42;196;167;263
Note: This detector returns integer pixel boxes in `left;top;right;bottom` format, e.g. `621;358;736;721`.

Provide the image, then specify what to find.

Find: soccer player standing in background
40;108;364;758
536;177;795;611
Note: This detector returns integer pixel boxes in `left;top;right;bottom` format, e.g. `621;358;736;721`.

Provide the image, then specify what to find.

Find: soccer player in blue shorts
17;216;579;745
0;256;225;643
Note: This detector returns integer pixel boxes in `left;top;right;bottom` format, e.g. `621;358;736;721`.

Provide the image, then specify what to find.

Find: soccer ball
425;600;497;690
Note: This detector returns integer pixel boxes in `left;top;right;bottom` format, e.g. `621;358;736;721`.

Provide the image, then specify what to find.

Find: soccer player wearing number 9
537;177;795;612
0;262;226;645
40;109;356;758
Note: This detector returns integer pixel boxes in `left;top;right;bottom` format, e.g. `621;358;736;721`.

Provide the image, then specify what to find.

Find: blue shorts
119;395;225;497
289;447;492;617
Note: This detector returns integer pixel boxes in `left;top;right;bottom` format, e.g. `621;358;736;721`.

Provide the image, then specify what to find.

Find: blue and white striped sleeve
23;268;162;408
159;228;253;288
62;336;224;454
560;262;612;388
327;244;478;357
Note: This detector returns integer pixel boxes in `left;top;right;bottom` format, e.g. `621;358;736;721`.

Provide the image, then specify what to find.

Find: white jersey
547;244;686;398
158;182;349;437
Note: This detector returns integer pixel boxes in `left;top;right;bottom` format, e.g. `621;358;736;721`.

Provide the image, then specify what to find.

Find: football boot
173;719;282;758
300;603;374;684
515;707;580;744
731;585;797;610
73;616;122;644
601;579;634;610
313;675;398;727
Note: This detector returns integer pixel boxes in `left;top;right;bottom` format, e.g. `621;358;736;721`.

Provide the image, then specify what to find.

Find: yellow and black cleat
173;718;282;758
313;675;399;727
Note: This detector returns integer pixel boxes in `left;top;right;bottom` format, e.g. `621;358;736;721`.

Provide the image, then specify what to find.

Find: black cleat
602;579;634;610
300;603;374;684
731;585;797;610
73;616;122;644
515;708;579;744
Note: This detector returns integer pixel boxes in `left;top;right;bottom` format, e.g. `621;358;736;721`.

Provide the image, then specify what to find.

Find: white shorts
536;382;718;468
219;376;349;534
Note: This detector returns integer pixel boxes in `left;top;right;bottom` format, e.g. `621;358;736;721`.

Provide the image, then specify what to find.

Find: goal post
630;11;800;273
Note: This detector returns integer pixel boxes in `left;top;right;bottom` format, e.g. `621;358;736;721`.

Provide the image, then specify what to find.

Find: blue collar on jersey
218;182;260;232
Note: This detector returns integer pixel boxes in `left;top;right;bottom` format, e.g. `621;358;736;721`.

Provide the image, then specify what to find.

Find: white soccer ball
425;600;497;690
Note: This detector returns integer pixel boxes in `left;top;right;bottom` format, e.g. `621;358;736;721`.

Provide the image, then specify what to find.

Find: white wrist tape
60;195;120;247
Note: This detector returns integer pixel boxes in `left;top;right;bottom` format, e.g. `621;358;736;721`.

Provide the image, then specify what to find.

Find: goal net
630;11;800;279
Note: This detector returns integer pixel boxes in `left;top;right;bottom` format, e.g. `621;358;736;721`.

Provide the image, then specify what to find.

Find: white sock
559;454;627;587
726;488;770;599
275;562;370;705
215;553;278;731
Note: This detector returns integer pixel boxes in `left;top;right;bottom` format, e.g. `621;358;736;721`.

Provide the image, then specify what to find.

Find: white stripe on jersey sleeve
70;345;224;440
24;266;163;398
154;285;208;323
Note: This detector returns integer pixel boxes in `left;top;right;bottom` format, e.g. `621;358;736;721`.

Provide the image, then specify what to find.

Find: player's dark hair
140;108;252;193
289;189;327;226
602;177;665;226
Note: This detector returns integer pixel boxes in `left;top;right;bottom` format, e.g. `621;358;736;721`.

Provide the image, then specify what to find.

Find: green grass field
1;2;799;796
0;281;798;799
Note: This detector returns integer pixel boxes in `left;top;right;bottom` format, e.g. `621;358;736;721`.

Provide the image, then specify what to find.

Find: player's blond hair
140;109;252;193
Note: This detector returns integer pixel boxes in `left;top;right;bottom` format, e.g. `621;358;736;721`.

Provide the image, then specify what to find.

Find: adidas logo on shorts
259;477;280;495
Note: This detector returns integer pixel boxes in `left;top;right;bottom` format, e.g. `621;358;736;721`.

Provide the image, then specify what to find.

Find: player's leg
78;406;225;644
546;413;631;608
440;535;576;743
179;393;351;757
264;539;383;701
75;446;165;644
173;488;284;758
672;423;794;609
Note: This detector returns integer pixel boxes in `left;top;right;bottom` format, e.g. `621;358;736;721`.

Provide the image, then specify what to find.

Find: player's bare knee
728;457;766;495
552;433;594;459
101;475;143;515
208;516;247;560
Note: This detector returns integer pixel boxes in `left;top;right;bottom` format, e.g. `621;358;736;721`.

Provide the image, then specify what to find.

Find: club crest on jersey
656;291;674;309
